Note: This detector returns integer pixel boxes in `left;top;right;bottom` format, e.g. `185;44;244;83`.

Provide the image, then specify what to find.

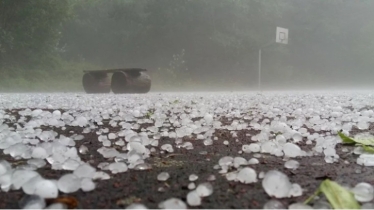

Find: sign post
258;27;288;90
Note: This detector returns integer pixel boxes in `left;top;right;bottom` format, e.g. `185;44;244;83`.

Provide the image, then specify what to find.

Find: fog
1;0;374;92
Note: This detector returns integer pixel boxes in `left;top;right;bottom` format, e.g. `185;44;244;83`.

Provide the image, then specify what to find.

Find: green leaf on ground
320;179;360;209
362;145;374;153
338;132;356;144
305;179;360;209
338;132;374;146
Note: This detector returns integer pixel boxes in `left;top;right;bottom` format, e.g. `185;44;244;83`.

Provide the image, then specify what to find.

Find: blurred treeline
1;0;374;91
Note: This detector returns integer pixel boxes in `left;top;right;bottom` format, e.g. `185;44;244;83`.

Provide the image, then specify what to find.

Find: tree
0;0;70;70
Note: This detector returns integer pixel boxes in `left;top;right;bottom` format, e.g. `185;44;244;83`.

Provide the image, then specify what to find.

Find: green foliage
338;132;374;153
0;58;100;92
338;132;357;145
363;145;374;154
3;1;374;91
0;0;71;70
305;179;360;209
338;132;374;146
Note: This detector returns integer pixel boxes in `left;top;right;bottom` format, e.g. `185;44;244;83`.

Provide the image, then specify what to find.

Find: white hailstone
242;145;252;153
263;199;286;209
324;147;339;163
115;139;125;146
34;179;59;199
248;158;259;165
352;182;374;202
45;203;68;209
262;170;292;198
81;178;96;192
275;135;287;143
127;142;146;154
11;169;40;190
108;133;116;140
158;198;187;209
19;195;46;209
76;116;88;127
157;172;170;181
207;175;216;181
98;135;108;142
97;147;120;158
288;203;313;209
27;159;46;168
31;109;43;117
299;128;308;134
223;140;229;145
62;158;80;171
357;121;369;130
189;174;198;182
204;114;213;124
283;143;302;158
73;164;96;178
213;165;220;170
0;160;12;175
52;110;61;119
59;136;76;146
284;160;300;170
292;132;303;143
186;190;201;206
151;139;159;147
126;203;148;209
203;138;213;146
57;174;81;193
248;143;261;153
31;147;48;159
134;163;152;171
259;171;265;179
93;171;110;180
97;162;110;170
225;172;237;181
161;144;174;153
261;141;276;153
357;154;374;166
236;167;257;184
79;145;88;154
354;146;365;155
218;156;234;167
288;183;303;197
0;170;13;192
196;182;213;197
65;147;79;159
188;182;196;190
102;139;111;147
233;157;247;168
73;135;84;141
22;175;44;195
181;142;193;150
108;162;128;174
158;186;166;192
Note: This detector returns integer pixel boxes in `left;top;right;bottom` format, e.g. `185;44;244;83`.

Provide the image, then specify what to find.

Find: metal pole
258;48;262;90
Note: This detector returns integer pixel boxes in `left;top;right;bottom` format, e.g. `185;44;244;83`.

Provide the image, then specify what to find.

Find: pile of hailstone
0;91;374;208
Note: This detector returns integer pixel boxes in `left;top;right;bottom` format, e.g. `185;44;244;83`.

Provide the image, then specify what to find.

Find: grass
0;61;99;92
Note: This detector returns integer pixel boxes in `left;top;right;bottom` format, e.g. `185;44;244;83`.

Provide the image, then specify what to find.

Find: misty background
1;0;374;92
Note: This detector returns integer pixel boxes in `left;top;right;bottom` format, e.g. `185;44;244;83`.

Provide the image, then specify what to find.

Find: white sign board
276;27;288;44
